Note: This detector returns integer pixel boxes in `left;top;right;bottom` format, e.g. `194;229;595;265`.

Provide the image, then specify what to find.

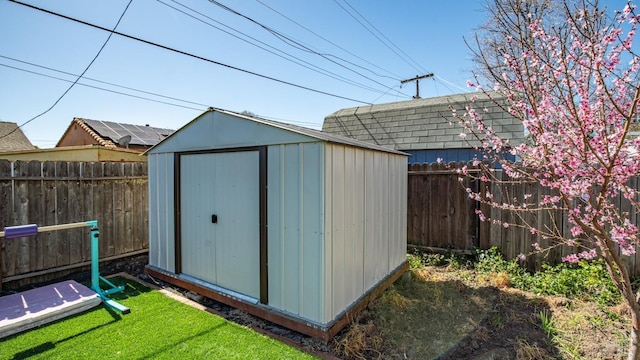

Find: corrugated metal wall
148;152;175;272
323;144;407;323
267;142;325;324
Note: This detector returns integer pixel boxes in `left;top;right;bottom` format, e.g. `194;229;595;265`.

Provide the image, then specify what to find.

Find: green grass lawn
0;277;316;360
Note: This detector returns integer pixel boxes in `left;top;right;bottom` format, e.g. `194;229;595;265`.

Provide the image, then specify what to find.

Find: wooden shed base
145;261;408;342
0;280;102;339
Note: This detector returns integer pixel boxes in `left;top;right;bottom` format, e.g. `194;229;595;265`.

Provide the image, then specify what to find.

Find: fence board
0;160;7;287
13;161;29;275
67;162;83;266
123;164;134;253
55;162;70;267
27;161;43;272
42;161;57;271
81;162;94;262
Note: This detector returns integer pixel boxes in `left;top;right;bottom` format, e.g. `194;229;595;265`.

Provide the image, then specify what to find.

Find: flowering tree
457;0;640;358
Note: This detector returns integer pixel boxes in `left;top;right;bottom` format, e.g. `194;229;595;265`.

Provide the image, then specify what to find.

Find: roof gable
0;122;33;152
148;109;407;155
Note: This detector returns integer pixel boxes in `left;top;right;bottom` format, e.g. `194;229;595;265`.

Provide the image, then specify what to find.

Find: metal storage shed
145;108;408;340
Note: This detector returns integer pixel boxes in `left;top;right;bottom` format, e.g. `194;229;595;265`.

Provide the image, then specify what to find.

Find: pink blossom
562;254;580;263
570;226;583;237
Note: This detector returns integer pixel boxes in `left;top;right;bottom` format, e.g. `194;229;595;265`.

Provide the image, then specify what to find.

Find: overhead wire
0;62;205;111
0;54;211;108
434;75;470;93
159;0;389;95
0;0;133;140
332;0;425;75
255;0;403;81
1;62;327;128
9;0;373;106
205;0;411;98
334;0;469;97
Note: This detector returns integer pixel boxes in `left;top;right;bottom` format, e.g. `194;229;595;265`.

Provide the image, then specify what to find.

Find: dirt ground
330;266;630;360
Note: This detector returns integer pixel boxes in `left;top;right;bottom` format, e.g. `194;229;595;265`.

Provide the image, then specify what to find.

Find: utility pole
400;73;434;99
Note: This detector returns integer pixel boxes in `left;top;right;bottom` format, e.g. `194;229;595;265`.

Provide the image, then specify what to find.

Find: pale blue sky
0;0;627;148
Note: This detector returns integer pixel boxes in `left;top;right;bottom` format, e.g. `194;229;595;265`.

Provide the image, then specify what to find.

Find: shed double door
179;151;260;300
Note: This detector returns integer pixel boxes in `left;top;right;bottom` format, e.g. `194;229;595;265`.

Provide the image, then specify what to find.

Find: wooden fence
0;160;148;289
408;162;640;276
407;162;481;251
5;159;639;286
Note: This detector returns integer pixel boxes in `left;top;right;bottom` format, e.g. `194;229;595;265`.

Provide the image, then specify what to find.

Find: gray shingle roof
322;92;524;151
81;119;174;146
0;122;34;152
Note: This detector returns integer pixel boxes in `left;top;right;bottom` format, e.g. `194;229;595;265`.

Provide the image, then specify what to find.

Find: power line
0;0;133;140
332;0;424;74
205;0;410;98
433;75;470;93
159;0;390;95
255;0;403;81
9;0;373;105
0;62;205;111
1;61;327;129
341;0;428;74
0;54;211;108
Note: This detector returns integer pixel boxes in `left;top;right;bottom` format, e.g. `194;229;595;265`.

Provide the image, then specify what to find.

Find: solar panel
82;119;175;146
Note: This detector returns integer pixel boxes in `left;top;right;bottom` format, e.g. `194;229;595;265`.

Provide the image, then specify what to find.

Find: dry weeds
332;266;630;360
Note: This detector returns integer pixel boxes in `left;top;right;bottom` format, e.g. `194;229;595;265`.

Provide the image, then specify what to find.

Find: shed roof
323;92;524;151
0;122;34;152
147;108;408;155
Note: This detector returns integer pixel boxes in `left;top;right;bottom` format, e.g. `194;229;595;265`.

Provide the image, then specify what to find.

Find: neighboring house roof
0;122;34;152
56;118;174;149
322;92;524;151
147;107;408;156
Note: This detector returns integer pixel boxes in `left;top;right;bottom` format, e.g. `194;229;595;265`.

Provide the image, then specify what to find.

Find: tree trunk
629;310;640;360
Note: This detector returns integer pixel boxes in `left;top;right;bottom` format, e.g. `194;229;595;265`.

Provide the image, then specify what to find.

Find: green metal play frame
0;220;130;314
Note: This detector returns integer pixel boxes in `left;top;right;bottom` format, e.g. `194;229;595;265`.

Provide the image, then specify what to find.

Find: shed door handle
211;214;218;224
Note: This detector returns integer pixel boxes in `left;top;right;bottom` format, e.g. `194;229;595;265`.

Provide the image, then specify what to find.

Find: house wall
57;125;101;147
404;148;516;164
323;144;407;323
266;142;325;324
0;147;145;162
